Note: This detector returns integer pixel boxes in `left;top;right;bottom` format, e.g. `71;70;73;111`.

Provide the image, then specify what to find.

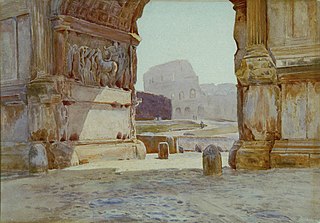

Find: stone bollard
158;142;169;159
178;146;184;153
135;140;147;160
195;144;202;153
29;143;48;173
202;145;222;176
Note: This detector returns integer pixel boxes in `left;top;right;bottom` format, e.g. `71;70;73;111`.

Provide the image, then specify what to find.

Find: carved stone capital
236;45;277;85
230;0;246;11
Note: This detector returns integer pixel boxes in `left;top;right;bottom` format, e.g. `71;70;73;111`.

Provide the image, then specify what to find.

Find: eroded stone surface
0;0;149;171
137;135;177;154
281;83;307;139
228;141;242;169
29;143;48;173
240;85;280;141
135;140;147;160
195;144;202;153
202;145;222;176
46;142;79;169
158;142;169;159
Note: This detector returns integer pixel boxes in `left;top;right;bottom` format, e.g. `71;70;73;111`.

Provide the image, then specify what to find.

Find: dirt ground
1;153;320;223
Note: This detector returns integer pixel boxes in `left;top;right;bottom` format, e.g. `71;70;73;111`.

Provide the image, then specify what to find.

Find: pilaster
230;0;246;71
231;0;279;169
30;0;52;79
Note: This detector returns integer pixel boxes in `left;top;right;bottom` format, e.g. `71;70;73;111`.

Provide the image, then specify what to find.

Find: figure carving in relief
67;45;80;80
68;45;98;85
95;47;118;87
67;42;131;88
80;46;98;85
103;42;130;89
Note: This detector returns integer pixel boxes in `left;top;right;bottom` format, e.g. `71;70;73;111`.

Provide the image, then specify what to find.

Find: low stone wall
176;136;235;152
137;134;235;154
137;135;177;154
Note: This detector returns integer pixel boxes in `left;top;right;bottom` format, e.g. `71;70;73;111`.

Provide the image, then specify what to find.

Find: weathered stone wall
136;91;172;120
137;135;177;154
177;136;236;152
230;0;320;169
267;0;320;168
0;2;32;170
0;0;149;171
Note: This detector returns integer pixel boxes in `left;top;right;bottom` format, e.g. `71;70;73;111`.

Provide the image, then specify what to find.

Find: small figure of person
200;121;205;129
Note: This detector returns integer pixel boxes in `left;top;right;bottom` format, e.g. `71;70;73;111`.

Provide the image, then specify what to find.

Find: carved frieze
54;0;141;32
67;41;130;89
236;46;277;86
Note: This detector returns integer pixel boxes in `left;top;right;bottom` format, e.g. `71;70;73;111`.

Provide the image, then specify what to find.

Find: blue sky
136;0;237;90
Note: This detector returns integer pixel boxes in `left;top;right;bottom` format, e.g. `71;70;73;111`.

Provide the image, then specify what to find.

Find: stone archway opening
135;0;238;168
136;0;320;170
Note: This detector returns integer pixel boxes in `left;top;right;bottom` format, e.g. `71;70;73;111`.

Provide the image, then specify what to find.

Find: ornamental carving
67;42;130;89
54;0;142;32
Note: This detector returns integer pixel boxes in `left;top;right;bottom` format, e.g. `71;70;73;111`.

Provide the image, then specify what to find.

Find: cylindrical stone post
29;143;48;173
158;142;169;159
202;145;222;176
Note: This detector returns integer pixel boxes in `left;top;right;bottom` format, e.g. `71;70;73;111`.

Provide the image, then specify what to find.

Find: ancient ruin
1;0;319;171
143;60;237;121
1;0;149;171
230;0;320;169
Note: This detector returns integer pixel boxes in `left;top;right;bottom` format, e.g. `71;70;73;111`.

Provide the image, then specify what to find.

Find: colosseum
143;60;237;121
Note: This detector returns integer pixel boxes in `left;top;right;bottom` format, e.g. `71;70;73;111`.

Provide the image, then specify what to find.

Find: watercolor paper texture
0;0;320;222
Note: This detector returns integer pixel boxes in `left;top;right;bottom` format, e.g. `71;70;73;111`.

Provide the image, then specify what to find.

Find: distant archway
190;89;196;99
175;107;181;115
179;91;185;100
185;107;191;115
197;105;205;117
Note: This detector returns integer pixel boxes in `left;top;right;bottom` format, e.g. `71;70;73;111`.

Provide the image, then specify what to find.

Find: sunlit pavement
1;153;320;223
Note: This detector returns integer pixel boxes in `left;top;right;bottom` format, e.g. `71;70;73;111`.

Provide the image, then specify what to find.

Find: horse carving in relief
101;42;130;89
67;44;123;88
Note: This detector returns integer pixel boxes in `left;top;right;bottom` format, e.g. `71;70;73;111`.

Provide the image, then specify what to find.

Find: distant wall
177;136;236;152
136;91;172;120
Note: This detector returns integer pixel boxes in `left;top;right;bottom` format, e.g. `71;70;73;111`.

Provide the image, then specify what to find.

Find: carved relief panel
62;31;132;90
